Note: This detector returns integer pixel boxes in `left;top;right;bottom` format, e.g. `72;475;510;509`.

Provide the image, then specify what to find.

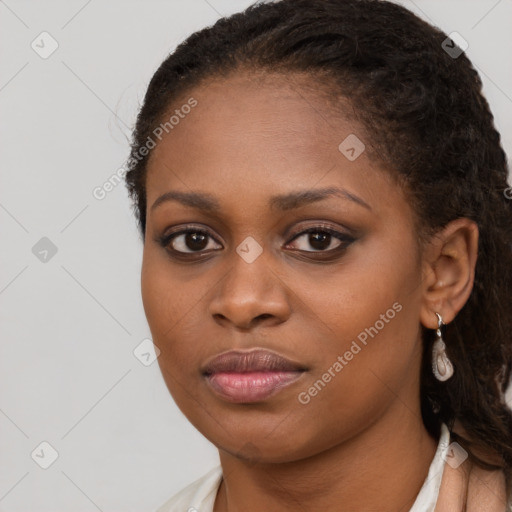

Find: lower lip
205;371;304;403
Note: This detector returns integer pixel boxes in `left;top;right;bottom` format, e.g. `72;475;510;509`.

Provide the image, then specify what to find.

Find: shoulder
466;463;510;512
435;440;509;512
155;465;223;512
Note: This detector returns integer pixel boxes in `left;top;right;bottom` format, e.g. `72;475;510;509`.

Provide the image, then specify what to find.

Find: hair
125;0;512;497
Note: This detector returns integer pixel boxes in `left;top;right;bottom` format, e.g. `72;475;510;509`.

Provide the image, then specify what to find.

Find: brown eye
297;231;338;251
161;229;222;254
287;227;354;253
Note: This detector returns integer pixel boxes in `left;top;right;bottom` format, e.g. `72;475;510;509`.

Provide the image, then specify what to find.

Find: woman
125;0;512;510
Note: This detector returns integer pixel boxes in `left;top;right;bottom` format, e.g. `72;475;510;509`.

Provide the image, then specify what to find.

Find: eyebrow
150;186;372;213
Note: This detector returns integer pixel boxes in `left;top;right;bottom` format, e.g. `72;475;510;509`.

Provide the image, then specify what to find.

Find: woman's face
141;72;428;462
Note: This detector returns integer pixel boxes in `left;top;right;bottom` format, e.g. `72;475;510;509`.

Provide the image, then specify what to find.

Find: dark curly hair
125;0;512;497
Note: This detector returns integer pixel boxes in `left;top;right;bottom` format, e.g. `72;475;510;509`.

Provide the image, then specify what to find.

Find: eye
286;226;355;253
159;227;222;255
157;223;355;260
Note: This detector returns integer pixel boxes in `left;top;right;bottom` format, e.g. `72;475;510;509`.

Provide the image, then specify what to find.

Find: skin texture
141;72;479;512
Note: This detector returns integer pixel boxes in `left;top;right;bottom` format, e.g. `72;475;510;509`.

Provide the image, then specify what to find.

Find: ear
419;218;479;329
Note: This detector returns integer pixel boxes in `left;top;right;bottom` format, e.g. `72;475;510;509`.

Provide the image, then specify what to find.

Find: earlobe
419;218;479;329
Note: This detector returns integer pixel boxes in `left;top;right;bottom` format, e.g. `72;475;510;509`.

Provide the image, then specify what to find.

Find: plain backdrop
1;1;511;511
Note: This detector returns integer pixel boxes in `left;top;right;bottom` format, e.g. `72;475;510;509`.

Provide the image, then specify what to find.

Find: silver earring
432;312;454;382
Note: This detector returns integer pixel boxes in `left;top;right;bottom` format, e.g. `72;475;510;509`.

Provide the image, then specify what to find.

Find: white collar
409;422;451;512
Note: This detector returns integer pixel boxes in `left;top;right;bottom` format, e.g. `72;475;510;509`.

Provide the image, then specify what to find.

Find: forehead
145;71;401;218
153;72;346;161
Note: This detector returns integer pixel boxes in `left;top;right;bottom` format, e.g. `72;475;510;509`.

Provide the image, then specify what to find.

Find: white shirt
156;423;450;512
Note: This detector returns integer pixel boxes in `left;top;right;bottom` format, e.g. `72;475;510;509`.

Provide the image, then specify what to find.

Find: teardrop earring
432;312;454;382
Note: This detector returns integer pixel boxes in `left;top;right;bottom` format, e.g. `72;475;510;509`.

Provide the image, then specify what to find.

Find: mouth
201;348;307;403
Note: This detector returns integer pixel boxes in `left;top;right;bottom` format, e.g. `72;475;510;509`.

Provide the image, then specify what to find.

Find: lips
202;348;306;375
201;348;307;403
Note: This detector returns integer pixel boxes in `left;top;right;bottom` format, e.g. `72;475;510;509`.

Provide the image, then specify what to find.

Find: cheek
140;247;217;369
141;253;173;335
140;249;192;363
296;232;422;394
140;251;202;408
300;234;418;344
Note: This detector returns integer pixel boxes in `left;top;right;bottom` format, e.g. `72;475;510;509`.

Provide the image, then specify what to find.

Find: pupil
310;232;330;250
186;232;208;251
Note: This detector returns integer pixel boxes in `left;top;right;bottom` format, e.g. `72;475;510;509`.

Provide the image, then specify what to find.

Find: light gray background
1;1;511;511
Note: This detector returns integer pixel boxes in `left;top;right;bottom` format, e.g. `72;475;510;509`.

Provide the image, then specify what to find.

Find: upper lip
201;348;306;375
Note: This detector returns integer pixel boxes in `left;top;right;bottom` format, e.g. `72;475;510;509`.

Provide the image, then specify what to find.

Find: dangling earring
432;312;454;381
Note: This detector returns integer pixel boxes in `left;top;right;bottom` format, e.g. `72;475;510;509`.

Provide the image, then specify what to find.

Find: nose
208;245;291;330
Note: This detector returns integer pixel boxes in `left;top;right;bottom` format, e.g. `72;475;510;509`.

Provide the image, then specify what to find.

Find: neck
214;407;438;512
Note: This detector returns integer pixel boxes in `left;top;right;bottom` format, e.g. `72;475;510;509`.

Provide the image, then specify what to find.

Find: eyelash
157;223;355;260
